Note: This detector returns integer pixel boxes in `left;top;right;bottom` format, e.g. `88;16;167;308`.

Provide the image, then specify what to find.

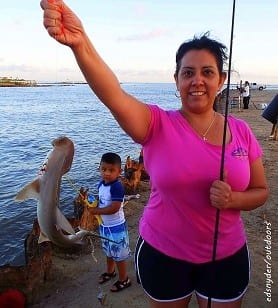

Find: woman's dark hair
101;152;121;167
175;32;228;77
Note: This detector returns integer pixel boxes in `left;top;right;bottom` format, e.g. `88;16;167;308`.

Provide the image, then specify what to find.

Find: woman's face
175;49;226;114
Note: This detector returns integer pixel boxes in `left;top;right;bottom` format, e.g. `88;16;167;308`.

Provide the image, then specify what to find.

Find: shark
15;136;90;247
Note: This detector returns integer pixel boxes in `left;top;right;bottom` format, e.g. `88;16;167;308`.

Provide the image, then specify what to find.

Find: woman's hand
210;170;233;210
40;0;84;48
210;158;269;211
210;179;232;210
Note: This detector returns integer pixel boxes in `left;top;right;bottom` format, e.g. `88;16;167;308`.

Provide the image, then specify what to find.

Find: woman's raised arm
40;0;151;143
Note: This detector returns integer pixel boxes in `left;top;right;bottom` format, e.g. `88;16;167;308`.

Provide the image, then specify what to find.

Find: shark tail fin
15;178;40;202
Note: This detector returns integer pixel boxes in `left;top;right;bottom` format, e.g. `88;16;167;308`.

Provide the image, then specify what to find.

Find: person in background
41;1;269;307
90;153;131;292
242;80;250;109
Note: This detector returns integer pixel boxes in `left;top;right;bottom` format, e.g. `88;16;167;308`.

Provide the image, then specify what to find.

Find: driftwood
121;149;149;194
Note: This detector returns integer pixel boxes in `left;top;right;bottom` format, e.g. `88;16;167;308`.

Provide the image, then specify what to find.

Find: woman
40;1;269;307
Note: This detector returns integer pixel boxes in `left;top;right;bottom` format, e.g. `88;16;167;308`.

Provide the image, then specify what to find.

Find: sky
1;0;278;84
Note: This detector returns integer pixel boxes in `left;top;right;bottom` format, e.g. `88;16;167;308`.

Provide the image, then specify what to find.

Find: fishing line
207;0;236;307
64;174;82;195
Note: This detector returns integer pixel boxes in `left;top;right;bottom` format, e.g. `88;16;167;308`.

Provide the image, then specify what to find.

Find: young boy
89;152;131;292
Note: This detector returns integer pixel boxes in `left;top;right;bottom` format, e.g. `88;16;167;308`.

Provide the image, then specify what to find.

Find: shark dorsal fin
15;178;40;202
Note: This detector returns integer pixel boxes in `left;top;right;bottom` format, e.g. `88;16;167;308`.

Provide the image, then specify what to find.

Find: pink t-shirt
139;105;262;263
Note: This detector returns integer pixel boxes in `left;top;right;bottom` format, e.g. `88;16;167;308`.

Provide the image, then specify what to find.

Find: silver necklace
202;112;217;141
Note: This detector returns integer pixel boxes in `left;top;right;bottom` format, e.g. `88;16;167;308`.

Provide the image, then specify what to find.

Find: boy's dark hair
175;32;228;77
101;152;122;167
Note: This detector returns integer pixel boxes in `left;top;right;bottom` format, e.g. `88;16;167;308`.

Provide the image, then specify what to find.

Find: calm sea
0;83;179;266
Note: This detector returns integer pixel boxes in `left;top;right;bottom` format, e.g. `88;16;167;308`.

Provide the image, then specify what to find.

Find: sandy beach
29;89;277;308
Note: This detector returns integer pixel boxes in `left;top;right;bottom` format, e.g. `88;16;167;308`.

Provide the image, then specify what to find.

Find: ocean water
0;83;178;266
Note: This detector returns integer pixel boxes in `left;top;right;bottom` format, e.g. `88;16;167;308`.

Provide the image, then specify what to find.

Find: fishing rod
207;0;236;307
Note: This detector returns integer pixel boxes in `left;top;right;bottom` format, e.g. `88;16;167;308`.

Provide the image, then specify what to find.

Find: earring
175;89;180;98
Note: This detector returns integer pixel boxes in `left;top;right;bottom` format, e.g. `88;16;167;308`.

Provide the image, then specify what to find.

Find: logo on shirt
231;147;248;159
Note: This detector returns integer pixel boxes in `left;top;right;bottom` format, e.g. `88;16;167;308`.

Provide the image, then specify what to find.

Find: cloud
117;28;171;42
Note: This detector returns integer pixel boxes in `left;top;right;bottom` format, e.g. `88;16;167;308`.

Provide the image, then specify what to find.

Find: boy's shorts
99;221;131;262
135;236;250;303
